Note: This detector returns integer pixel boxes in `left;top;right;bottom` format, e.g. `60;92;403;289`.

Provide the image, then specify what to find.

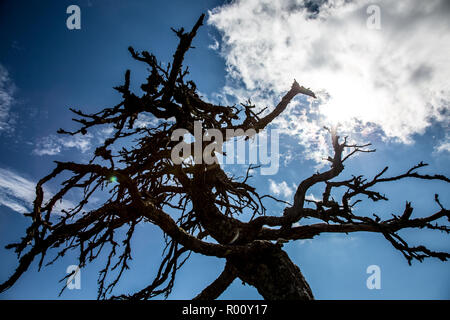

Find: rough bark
228;241;314;300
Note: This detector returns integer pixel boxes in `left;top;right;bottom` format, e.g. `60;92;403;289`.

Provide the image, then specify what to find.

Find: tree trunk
228;240;314;300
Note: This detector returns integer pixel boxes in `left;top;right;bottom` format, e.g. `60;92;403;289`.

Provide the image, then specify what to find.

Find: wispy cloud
32;113;160;157
33;133;93;156
0;168;74;214
208;0;450;163
0;64;16;132
434;133;450;154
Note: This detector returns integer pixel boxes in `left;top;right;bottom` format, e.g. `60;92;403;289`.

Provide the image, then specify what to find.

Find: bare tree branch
1;14;448;300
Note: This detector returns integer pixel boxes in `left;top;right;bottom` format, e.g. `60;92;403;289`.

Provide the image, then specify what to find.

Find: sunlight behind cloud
208;0;450;161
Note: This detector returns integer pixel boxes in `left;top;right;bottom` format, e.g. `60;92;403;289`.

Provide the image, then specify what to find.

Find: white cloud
133;113;160;129
435;141;450;153
95;126;115;144
32;114;162;157
33;133;93;156
208;0;450;163
208;38;220;50
0;168;74;214
269;179;294;198
305;193;320;202
0;64;16;132
434;134;450;154
0;194;29;214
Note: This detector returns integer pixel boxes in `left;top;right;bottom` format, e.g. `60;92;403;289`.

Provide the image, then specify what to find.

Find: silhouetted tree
1;15;449;300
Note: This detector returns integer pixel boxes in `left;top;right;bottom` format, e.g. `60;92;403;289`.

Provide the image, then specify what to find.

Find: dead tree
1;14;449;300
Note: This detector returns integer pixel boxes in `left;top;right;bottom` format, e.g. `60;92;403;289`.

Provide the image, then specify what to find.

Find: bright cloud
208;0;450;162
269;179;294;198
434;133;450;154
33;133;93;156
305;193;320;202
134;113;160;129
435;141;450;153
0;168;74;214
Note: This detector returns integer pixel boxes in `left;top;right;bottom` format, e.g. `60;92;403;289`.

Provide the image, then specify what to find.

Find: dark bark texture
229;241;313;300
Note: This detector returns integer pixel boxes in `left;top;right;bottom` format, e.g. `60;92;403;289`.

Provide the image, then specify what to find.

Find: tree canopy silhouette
1;14;449;300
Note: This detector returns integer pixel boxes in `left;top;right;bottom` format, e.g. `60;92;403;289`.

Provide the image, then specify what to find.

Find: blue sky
0;0;449;299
